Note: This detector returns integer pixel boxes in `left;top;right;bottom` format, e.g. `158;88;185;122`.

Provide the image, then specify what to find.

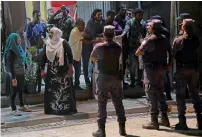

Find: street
2;113;202;137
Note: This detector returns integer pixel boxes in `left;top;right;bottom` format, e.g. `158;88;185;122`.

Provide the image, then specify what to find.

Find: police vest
143;35;168;64
175;34;199;64
94;42;122;76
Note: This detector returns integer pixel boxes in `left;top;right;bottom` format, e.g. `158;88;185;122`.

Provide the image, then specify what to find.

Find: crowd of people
2;4;202;137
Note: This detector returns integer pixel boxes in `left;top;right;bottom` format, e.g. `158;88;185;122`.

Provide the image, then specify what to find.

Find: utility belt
144;63;167;69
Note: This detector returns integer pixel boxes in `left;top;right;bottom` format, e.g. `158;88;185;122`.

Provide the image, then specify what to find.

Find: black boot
119;122;127;136
159;113;170;127
175;115;188;130
196;113;202;130
92;123;106;137
142;114;159;130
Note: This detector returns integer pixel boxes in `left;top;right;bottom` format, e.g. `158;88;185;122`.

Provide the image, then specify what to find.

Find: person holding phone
48;5;75;42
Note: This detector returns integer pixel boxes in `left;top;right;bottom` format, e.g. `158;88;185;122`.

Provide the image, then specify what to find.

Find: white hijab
46;27;64;66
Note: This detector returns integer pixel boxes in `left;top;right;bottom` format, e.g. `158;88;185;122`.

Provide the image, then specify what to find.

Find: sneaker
11;110;22;116
19;106;32;112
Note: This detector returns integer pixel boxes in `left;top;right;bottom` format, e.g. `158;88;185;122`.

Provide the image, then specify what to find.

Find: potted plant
25;46;38;93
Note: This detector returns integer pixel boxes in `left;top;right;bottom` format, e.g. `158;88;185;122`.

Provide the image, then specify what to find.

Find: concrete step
2;100;195;129
2;97;198;129
1;99;149;128
1;86;145;108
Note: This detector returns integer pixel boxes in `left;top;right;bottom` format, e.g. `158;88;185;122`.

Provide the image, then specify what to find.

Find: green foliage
25;46;38;84
27;46;37;56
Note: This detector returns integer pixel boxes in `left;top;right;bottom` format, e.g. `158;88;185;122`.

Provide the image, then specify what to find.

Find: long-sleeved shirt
106;20;123;36
4;51;25;79
26;21;47;46
33;40;73;76
85;18;105;40
138;34;172;65
69;27;83;62
115;15;130;30
124;18;146;49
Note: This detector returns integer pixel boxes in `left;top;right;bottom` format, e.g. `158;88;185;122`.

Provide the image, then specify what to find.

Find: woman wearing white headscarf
38;27;77;115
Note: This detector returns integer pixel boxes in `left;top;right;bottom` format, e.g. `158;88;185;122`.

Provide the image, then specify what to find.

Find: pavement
1;74;202;130
1;75;145;108
2;113;202;137
1;98;149;128
2;92;199;129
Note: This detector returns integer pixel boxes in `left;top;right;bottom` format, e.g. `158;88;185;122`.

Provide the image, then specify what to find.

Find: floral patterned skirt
44;72;75;115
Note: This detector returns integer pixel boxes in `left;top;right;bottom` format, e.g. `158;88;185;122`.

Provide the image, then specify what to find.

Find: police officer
177;13;191;35
136;19;171;130
117;8;146;87
172;19;202;130
176;13;192;99
149;15;172;101
91;25;126;137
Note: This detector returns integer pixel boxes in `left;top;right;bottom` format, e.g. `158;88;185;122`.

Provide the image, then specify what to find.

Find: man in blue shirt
26;10;47;93
26;10;47;48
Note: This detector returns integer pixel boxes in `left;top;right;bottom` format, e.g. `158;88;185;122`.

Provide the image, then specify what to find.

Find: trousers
174;68;201;115
73;60;81;87
96;74;126;124
128;51;143;84
144;64;168;115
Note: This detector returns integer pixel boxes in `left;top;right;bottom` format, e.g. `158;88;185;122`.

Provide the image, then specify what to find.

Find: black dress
40;40;76;115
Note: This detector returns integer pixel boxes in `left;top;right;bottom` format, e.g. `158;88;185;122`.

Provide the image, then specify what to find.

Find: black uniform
173;32;202;130
91;25;126;137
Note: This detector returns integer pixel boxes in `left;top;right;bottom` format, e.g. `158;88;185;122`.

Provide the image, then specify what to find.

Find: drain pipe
138;1;141;9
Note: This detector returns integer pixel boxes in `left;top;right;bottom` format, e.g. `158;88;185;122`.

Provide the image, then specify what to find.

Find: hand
82;33;89;39
167;64;172;71
139;37;144;44
40;72;46;80
116;35;122;39
12;79;17;87
97;37;105;42
67;64;73;77
81;39;91;45
56;10;61;15
68;69;73;77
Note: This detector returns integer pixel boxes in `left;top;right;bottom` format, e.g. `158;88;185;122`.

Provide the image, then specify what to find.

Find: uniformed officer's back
174;33;199;64
91;25;126;137
93;41;122;76
172;18;202;130
142;34;170;65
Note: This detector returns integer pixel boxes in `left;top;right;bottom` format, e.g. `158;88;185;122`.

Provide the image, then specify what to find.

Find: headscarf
3;33;26;64
46;27;64;66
